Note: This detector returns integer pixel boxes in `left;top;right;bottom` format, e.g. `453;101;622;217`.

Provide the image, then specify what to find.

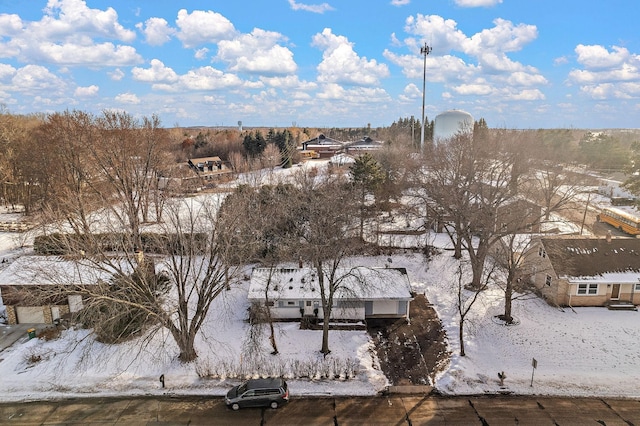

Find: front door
611;284;621;300
304;301;314;315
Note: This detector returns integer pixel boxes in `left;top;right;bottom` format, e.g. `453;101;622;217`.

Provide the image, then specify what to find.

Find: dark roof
541;236;640;277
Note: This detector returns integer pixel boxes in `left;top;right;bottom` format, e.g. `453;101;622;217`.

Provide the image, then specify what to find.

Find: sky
0;0;639;130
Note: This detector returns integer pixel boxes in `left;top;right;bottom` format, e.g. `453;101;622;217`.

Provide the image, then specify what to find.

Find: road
1;395;639;425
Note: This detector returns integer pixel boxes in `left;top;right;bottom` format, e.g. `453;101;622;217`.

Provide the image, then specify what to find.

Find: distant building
344;136;385;154
301;134;345;159
182;156;233;191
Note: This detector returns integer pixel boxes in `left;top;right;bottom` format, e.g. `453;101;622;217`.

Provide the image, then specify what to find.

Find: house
301;134;345;159
527;235;640;308
248;266;413;321
182;156;233;191
344;137;385;154
496;198;542;234
0;256;114;324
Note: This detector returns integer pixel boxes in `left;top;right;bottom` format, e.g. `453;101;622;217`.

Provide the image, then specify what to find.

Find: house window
577;283;598;295
635;283;640;291
545;275;552;286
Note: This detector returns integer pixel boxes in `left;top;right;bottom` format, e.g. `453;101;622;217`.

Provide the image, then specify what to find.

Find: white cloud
312;28;389;86
259;75;317;91
288;0;334;14
0;13;23;36
568;44;640;100
452;82;493;96
115;92;140;104
454;0;502;6
132;59;179;83
390;14;545;103
0;0;142;66
194;48;209;60
150;66;244;92
575;44;632;69
22;41;142;66
175;9;236;48
74;85;98;97
403;15;467;53
39;0;136;42
136;17;175;46
11;64;66;94
463;18;537;56
108;68;124;81
508;88;545;100
216;28;297;75
391;0;411;6
0;63;16;80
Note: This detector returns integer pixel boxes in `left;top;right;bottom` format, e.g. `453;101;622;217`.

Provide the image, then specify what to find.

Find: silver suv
225;378;289;410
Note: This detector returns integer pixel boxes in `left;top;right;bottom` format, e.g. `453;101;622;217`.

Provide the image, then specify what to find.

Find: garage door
16;307;46;323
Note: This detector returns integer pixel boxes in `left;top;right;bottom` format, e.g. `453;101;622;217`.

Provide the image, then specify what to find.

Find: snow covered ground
1;244;639;402
1;164;639;402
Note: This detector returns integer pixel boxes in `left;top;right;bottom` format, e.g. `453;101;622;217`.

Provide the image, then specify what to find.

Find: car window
242;390;255;398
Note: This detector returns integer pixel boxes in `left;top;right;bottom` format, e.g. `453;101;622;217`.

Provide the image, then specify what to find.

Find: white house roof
248;266;412;301
0;256;126;286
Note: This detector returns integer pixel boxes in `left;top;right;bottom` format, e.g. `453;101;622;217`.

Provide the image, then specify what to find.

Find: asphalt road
1;395;639;425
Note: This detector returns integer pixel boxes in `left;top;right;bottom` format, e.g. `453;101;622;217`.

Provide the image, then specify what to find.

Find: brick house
527;235;640;308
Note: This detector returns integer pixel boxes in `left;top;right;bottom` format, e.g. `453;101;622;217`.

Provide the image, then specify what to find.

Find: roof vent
606;230;612;244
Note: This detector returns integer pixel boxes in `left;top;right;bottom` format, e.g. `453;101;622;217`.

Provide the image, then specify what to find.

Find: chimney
606;230;612;244
298;256;303;268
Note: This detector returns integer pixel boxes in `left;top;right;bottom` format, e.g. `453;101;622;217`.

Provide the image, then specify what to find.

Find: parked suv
225;378;289;410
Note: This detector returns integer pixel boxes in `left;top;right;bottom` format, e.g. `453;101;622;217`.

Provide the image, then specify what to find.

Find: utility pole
420;43;432;151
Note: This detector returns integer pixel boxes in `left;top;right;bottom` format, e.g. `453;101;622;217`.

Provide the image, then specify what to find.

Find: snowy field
1;163;640;402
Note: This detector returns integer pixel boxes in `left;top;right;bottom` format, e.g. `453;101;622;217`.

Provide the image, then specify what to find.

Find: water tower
433;110;474;145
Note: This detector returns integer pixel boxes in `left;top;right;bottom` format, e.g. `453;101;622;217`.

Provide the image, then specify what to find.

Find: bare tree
87;112;169;249
453;260;493;357
0;112;44;213
423;130;529;290
292;174;362;355
523;163;590;221
222;183;302;355
34;195;249;362
490;234;543;324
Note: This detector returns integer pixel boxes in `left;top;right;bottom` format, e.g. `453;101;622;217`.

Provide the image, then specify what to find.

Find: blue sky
0;0;639;129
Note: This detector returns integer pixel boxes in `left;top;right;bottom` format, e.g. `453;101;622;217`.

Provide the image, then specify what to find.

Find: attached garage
0;256;112;325
16;306;46;323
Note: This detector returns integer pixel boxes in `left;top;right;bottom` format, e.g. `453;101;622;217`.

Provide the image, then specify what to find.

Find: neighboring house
328;153;355;167
496;198;542;234
527;235;640;308
188;156;225;173
183;156;233;191
0;256;112;324
248;266;413;321
344;137;385;154
301;134;345;159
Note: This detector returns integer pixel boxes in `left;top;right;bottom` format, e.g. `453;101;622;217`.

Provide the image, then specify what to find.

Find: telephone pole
420;42;432;151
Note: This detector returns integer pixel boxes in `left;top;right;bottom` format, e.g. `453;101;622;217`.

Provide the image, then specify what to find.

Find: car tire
231;403;240;411
270;401;279;409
